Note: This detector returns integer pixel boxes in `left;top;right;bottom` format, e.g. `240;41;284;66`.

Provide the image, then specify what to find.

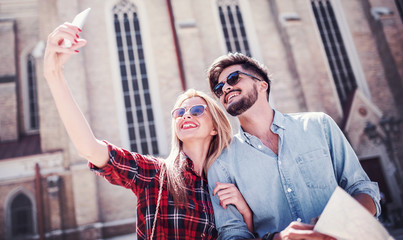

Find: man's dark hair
207;52;271;98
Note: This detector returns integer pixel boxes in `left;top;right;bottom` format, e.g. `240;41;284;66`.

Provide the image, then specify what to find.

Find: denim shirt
208;110;380;240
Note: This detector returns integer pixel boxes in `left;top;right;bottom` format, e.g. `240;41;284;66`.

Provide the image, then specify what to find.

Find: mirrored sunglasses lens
227;72;240;85
173;108;185;118
214;82;224;97
190;105;205;116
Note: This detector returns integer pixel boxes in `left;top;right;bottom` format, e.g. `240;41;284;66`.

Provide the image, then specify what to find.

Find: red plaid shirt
89;141;217;240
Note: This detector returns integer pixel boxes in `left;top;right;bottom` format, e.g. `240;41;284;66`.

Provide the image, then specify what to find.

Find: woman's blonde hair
161;89;232;205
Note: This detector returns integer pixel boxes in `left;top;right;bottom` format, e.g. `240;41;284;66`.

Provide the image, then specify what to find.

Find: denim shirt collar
239;108;286;144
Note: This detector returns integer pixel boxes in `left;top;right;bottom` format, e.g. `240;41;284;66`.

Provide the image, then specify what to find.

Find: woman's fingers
214;183;245;209
70;39;88;51
217;191;236;203
213;182;235;195
213;182;225;196
217;190;238;204
48;31;76;48
56;24;78;37
46;27;87;55
48;23;81;47
53;22;81;37
43;23;87;74
220;198;234;209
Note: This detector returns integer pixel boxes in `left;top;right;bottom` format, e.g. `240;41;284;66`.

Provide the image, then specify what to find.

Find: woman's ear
210;129;218;136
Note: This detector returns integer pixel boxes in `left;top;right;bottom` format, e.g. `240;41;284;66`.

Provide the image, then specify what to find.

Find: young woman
43;23;253;239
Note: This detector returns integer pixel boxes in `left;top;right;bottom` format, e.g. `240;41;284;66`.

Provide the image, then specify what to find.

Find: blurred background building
0;0;402;239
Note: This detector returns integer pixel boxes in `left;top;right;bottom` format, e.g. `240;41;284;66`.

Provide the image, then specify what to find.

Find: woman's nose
182;110;192;119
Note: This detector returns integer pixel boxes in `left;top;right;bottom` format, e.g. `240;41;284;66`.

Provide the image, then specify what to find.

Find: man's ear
259;81;269;92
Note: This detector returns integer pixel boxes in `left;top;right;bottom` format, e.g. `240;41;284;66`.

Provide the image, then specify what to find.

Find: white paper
314;187;394;240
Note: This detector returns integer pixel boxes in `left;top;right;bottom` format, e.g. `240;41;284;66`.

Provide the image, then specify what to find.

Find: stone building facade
0;0;402;239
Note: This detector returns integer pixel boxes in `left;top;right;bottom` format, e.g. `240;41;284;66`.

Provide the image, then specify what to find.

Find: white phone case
63;8;91;48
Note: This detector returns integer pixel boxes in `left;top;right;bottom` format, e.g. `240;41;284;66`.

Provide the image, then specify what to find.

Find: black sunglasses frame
171;104;208;119
213;70;262;97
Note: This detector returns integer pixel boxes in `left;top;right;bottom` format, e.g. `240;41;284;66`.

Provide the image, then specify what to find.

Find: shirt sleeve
88;140;160;195
323;114;381;216
208;158;256;240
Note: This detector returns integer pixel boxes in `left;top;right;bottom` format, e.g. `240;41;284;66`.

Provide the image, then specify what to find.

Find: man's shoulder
284;111;329;124
286;111;327;119
213;135;248;163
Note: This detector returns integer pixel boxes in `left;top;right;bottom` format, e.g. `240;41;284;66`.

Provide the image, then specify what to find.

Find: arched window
112;0;159;155
10;193;34;237
26;54;39;131
311;0;357;110
217;0;251;56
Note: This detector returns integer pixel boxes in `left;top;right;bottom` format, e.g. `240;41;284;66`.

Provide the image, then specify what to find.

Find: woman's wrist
44;66;64;81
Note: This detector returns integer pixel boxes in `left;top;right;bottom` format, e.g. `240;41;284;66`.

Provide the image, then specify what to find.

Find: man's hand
273;221;336;240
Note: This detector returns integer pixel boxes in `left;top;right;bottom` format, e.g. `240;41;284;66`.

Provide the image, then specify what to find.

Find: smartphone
63;8;91;48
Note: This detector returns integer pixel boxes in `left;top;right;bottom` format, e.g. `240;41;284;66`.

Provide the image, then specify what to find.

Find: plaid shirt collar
180;151;208;180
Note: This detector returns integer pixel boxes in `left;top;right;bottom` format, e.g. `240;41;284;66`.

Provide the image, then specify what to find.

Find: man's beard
226;85;258;116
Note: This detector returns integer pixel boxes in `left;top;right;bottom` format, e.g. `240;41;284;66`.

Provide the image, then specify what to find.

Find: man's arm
213;182;254;233
354;193;377;216
207;160;255;240
323;113;381;217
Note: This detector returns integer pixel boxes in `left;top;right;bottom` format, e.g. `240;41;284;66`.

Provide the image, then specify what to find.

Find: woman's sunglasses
171;104;207;119
213;70;262;98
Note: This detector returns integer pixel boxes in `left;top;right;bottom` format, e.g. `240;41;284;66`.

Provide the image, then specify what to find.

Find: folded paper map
314;187;394;240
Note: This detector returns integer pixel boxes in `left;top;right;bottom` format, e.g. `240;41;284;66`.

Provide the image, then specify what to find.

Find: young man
207;53;380;240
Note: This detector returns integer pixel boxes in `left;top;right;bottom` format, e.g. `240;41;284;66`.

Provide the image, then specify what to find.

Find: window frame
309;0;371;111
5;188;37;239
20;46;40;134
216;0;251;56
105;0;168;156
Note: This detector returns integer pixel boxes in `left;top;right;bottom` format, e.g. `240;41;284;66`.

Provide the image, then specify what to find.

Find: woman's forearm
45;67;108;167
43;23;109;167
240;210;254;234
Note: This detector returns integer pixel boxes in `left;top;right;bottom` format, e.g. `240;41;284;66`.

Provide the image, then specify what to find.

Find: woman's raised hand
44;23;87;77
213;182;254;233
42;23;109;168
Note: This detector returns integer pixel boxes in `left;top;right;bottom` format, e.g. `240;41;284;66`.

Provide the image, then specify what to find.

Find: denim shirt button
287;188;292;193
258;145;262;149
297;218;302;222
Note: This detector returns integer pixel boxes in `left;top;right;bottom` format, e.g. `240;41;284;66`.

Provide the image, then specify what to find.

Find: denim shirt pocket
296;148;333;189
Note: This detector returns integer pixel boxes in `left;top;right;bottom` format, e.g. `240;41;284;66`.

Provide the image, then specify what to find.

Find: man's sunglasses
213;70;262;98
171;104;207;119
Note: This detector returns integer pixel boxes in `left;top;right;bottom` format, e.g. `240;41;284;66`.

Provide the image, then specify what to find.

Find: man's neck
238;101;279;155
238;102;274;138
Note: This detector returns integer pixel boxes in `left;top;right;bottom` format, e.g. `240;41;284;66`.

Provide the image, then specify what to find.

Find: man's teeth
228;93;239;101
